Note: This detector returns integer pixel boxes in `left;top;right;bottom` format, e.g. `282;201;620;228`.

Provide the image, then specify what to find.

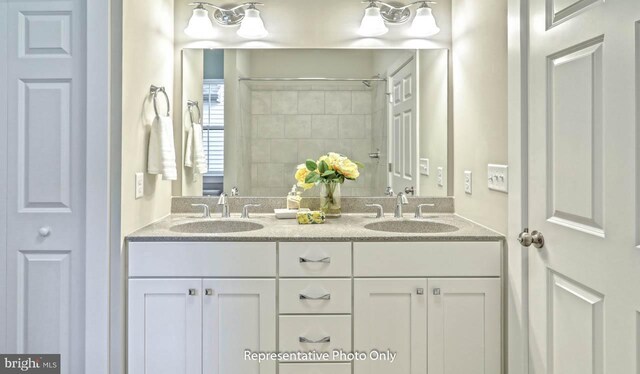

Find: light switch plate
420;158;430;176
437;167;444;187
488;164;508;193
135;172;144;199
464;171;472;194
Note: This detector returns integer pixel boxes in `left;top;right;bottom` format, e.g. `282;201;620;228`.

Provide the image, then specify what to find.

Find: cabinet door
427;278;501;374
203;279;276;374
128;279;202;374
354;279;427;374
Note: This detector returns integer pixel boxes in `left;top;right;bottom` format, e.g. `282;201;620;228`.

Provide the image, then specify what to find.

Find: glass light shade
410;6;440;37
237;8;268;39
184;7;215;38
358;6;389;37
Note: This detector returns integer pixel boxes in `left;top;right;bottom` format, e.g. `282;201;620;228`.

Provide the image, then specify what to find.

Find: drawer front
279;242;351;277
354;241;502;277
128;242;276;277
279;279;352;314
279;316;352;361
279;363;351;374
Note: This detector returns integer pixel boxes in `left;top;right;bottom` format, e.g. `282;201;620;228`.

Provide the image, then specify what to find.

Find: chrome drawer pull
299;336;331;344
299;293;331;300
188;289;197;296
299;256;331;264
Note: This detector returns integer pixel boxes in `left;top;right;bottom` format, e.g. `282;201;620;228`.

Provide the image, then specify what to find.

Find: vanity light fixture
358;0;439;38
185;2;268;39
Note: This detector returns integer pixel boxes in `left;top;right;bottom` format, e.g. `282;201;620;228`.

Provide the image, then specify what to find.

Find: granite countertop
127;213;504;242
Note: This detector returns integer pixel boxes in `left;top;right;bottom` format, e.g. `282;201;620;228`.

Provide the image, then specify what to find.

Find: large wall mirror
179;49;449;197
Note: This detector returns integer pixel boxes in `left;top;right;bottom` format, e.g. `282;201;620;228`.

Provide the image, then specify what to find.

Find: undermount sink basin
170;220;264;234
364;219;459;234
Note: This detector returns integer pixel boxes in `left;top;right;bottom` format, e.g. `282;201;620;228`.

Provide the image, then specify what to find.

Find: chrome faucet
415;203;436;219
191;204;211;218
394;192;409;218
217;193;230;218
365;203;384;218
241;204;261;219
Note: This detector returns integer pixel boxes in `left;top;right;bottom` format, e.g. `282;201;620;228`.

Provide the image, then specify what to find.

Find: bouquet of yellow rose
294;152;363;190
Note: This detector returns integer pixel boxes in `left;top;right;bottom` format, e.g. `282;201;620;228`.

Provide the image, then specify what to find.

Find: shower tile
298;139;326;159
257;163;285;187
311;115;339;138
251;139;270;162
339;115;366;139
352;91;372;114
284;115;312;138
325;91;352;114
270;139;298;163
252;91;271;114
298;91;325;114
255;115;285;138
271;91;298;114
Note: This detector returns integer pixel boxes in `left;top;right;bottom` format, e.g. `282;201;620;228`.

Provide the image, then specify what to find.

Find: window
202;79;224;176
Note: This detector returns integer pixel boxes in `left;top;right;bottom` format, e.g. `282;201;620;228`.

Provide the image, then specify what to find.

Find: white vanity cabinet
127;242;277;374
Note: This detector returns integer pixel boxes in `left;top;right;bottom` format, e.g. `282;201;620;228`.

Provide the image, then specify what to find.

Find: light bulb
358;4;389;37
410;5;440;37
237;7;268;39
185;5;215;38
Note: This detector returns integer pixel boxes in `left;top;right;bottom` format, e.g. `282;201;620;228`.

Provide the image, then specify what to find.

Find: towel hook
187;100;201;124
150;85;170;117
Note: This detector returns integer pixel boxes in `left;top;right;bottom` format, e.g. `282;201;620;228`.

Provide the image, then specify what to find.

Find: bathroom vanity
126;205;504;374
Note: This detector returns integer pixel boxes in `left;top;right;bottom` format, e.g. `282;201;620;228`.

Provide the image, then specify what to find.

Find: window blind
202;79;224;176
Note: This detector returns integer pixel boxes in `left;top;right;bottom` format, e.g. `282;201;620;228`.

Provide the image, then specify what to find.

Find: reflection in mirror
180;49;449;197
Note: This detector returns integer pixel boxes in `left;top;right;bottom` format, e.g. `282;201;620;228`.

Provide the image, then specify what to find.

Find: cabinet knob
38;227;51;237
416;288;424;295
433;288;441;296
205;288;213;296
188;289;197;296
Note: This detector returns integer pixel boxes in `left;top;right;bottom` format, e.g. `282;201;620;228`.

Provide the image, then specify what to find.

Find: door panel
0;0;8;354
203;279;276;374
128;279;203;374
389;55;418;193
4;0;85;373
528;0;640;373
427;278;501;374
354;278;427;374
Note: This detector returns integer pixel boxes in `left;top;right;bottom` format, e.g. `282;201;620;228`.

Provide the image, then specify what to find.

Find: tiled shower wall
246;82;387;197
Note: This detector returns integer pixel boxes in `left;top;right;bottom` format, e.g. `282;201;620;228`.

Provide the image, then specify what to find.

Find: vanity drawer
279;363;351;374
279;242;351;277
279;315;352;361
128;241;276;277
279;279;352;314
353;241;502;277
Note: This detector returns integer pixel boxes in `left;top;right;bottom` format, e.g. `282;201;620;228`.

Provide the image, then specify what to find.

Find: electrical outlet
420;158;430;176
464;171;472;194
437;167;444;187
488;164;508;193
135;172;144;199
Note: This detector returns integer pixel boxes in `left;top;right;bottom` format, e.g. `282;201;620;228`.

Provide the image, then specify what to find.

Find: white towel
185;123;208;174
147;115;177;180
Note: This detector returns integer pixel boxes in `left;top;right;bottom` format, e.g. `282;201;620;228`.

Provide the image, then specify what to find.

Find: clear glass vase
320;181;342;217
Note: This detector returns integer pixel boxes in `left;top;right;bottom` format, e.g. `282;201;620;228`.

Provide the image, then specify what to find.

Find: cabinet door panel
427;278;501;374
354;279;427;374
128;279;202;374
203;279;276;374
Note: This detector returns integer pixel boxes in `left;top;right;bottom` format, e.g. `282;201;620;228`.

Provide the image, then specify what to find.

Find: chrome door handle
299;336;331;343
299;293;331;300
518;228;545;248
299;256;331;263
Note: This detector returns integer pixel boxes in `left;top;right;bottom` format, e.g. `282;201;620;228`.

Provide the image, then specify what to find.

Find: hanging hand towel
184;123;208;174
147;115;177;180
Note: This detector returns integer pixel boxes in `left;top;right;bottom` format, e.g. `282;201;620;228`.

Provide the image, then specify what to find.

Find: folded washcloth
185;123;208;174
147;115;177;180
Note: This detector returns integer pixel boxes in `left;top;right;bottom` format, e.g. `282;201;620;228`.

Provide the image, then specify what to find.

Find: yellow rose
334;158;360;180
295;164;315;190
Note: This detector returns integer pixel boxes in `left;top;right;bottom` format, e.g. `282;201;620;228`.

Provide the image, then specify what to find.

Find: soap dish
275;208;309;219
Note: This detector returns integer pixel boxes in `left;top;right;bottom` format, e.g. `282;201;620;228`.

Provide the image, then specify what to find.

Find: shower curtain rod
238;77;387;82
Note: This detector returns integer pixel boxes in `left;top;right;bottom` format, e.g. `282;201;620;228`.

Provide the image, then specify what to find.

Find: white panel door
427;278;501;374
128;279;203;374
353;279;427;374
203;279;276;374
4;0;86;373
388;54;418;194
527;0;640;373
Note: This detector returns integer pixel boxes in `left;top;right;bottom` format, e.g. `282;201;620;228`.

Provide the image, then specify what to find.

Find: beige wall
452;0;508;233
121;0;175;236
419;49;449;197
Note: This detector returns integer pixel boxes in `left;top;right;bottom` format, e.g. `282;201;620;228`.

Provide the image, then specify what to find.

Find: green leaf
305;172;321;184
305;159;318;171
354;161;365;169
321;170;336;177
318;160;328;174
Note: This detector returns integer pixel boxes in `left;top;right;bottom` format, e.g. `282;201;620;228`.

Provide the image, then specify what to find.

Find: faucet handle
191;204;211;218
384;186;394;196
415;203;436;219
231;187;239;196
241;204;261;219
365;204;384;218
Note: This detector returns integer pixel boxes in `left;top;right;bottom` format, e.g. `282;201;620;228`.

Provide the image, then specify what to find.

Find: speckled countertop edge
126;213;504;242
